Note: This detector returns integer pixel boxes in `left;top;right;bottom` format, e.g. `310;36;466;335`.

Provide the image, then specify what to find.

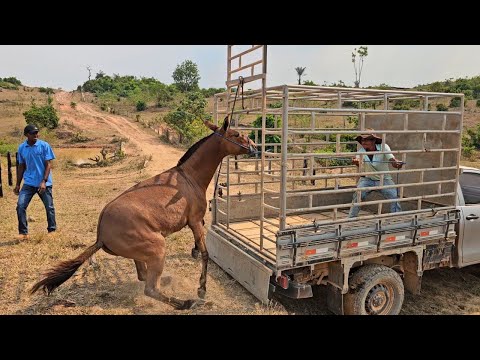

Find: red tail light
276;274;289;289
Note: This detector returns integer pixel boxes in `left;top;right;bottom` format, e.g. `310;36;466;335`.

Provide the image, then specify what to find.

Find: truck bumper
270;281;313;299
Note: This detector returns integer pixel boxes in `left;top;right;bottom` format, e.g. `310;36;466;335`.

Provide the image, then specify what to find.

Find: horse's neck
179;137;225;191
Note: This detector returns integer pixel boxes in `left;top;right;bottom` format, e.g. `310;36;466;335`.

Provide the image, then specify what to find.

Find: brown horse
30;117;256;310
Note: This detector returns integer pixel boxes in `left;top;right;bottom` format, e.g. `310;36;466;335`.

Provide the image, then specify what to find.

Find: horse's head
205;116;257;156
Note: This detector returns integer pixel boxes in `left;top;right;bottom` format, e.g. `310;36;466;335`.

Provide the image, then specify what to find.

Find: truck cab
457;166;480;266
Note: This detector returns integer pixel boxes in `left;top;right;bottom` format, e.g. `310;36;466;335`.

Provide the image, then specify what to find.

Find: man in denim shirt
349;129;403;218
13;124;57;240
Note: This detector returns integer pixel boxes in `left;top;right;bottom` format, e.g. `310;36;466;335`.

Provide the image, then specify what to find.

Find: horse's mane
177;133;214;166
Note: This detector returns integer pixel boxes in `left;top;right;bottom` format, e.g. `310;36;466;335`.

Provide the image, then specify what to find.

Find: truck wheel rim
365;283;394;315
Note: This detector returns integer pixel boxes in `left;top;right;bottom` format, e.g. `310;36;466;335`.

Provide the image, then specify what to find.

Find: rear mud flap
206;229;273;304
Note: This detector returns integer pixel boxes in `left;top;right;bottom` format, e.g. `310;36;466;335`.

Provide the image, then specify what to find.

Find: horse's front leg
190;222;208;299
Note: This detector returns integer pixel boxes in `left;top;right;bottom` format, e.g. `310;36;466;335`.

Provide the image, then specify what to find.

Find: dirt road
55;92;184;174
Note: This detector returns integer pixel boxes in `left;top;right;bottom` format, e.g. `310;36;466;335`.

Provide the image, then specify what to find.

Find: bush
466;124;480;149
0;140;17;156
477;99;480;107
156;87;175;107
200;87;225;98
70;101;77;109
248;115;281;152
267;102;282;109
343;101;359;109
436;103;448;111
70;132;92;143
39;87;54;94
462;135;475;159
136;100;147;111
2;77;22;85
0;81;18;90
449;97;461;108
23;104;59;129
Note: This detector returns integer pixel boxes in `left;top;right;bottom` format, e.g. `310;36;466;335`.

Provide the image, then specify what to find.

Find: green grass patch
0;140;17;155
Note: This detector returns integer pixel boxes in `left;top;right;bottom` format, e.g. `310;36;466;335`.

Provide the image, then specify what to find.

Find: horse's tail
30;242;102;295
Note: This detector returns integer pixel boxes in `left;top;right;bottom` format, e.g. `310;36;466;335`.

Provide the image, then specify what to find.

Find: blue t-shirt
17;139;56;187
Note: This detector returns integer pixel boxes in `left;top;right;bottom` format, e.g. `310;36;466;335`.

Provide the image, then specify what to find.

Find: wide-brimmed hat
355;128;382;144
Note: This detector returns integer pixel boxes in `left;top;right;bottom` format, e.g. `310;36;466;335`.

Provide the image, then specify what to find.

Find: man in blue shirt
13;124;57;240
349;129;404;218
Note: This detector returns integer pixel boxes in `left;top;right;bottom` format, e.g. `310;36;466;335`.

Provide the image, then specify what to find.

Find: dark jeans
16;184;57;235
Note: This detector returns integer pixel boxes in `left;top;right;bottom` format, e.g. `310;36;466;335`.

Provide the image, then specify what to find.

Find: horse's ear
204;120;218;132
222;116;229;132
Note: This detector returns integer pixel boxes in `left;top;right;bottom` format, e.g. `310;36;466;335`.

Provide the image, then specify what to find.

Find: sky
1;45;480;91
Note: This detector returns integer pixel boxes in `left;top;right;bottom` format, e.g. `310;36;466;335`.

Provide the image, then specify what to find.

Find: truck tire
344;264;404;315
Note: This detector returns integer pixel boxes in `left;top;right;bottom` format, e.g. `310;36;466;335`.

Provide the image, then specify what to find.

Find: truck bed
212;206;459;270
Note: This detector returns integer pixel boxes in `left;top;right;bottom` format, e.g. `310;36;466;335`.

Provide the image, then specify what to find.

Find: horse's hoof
197;288;206;299
191;248;201;259
178;299;198;310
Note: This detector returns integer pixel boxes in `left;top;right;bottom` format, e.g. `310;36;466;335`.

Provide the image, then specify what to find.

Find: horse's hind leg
134;260;147;281
190;222;208;299
191;219;205;259
143;235;197;310
191;243;200;259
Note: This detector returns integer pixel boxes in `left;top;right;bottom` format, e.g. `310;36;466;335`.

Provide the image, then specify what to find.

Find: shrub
343;101;359;109
436;103;448;111
39;87;54;94
449;97;461;108
136;100;147;111
268;102;283;109
70;132;91;143
23;104;59;129
248;115;281;152
0;81;18;90
2;77;22;85
0;140;17;156
466;124;480;149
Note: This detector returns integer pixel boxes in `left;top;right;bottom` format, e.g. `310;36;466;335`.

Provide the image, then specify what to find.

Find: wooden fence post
7;151;13;186
0;159;3;198
15;152;19;187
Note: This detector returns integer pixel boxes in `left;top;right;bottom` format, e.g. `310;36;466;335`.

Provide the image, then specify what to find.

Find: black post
0;159;3;198
7;151;13;186
15;152;19;187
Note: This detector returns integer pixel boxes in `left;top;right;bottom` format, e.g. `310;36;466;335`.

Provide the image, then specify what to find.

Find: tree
86;65;92;81
295;67;306;85
172;60;200;92
352;46;368;88
96;70;106;79
164;91;209;144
